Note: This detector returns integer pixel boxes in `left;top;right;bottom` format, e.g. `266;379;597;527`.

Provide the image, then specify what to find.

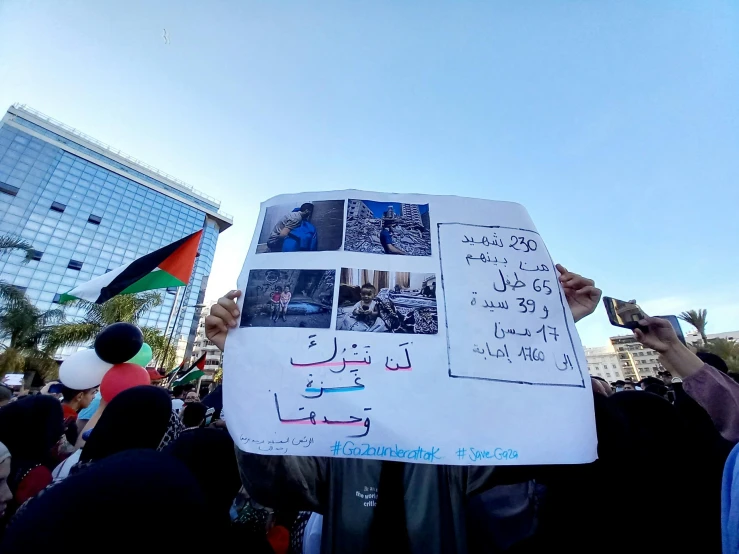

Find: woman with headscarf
0;396;65;510
70;385;182;475
1;450;213;552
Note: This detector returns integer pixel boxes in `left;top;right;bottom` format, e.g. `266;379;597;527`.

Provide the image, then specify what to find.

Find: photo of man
257;200;344;253
344;199;432;256
379;220;406;255
267;203;315;252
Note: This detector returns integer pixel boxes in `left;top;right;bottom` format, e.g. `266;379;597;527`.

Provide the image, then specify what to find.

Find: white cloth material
52;449;82;482
302;513;323;554
0;441;10;464
171;399;184;414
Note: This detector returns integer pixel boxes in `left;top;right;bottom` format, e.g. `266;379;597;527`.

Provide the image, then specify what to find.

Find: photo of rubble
240;269;335;329
256;200;344;253
344;199;432;256
336;268;438;334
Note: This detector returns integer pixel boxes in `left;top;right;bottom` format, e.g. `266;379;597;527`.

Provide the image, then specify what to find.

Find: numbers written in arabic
509;236;537;252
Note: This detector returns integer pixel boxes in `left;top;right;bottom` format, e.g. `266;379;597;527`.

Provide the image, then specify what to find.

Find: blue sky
357;200;430;219
1;1;737;347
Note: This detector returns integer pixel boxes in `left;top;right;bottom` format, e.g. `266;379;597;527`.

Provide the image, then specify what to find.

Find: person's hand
634;316;704;378
556;264;602;323
206;290;242;351
632;316;682;354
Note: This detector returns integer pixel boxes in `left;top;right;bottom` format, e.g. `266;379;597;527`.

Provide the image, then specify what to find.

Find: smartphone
205;407;215;426
603;297;649;331
655;315;687;346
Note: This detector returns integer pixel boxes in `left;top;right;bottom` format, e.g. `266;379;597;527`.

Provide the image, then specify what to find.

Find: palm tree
699;338;739;374
47;292;176;369
679;309;708;345
0;234;35;261
0;234;37;301
0;287;64;379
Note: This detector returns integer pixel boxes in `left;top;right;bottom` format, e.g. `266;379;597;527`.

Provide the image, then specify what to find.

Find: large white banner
224;190;597;465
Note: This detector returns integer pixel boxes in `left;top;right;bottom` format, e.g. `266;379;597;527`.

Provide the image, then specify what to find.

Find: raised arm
206;291;330;510
634;316;739;442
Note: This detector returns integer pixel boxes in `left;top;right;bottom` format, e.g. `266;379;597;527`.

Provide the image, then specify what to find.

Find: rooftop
7;104;232;228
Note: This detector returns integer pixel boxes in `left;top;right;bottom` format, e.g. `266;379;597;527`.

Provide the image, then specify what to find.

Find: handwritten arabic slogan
438;224;585;387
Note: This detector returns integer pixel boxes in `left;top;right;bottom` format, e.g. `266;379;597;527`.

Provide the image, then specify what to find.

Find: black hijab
164;428;241;522
0;395;64;478
1;450;212;552
80;385;175;463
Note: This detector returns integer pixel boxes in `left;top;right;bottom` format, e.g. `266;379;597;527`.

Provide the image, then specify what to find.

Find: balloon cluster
59;323;154;402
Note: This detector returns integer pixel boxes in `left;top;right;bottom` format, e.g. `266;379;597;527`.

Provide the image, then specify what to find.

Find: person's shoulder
285;212;303;226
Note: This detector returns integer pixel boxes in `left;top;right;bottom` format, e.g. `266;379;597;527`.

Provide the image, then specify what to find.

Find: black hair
361;283;377;293
183;383;196;393
696;351;729;374
172;385;185;398
61;385;84;403
300;202;314;213
182;402;208;428
0;385;12;402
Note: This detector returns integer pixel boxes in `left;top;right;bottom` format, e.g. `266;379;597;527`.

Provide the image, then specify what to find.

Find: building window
30;250;43;261
50;201;66;213
0;182;19;196
88;214;102;225
67;260;84;271
53;293;62;303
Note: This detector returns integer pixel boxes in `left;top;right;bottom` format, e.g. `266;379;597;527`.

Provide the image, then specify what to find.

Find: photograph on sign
336;268;438;334
256;200;344;253
344;199;431;256
239;269;335;329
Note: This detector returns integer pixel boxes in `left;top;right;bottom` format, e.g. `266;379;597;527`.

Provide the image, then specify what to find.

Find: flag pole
164;285;188;386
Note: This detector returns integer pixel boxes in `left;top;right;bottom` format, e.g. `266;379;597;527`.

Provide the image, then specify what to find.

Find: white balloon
59;349;113;390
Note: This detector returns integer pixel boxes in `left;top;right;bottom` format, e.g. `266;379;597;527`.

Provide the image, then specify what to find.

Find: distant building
585;345;623;382
347;199;373;220
401;203;422;226
609;335;663;381
686;330;739;346
190;300;223;388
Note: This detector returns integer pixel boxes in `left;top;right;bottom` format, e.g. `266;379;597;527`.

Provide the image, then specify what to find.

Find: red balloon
100;363;151;402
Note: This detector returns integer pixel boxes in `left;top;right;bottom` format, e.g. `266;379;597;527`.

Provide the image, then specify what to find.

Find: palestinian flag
173;353;207;386
60;230;202;304
165;360;186;379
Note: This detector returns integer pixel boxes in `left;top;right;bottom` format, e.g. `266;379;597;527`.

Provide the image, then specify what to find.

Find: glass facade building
0;104;232;359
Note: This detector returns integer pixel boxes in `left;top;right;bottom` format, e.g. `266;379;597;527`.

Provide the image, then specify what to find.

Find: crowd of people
1;265;739;553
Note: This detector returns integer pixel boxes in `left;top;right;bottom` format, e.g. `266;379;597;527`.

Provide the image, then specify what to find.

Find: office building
0;104;232;359
585;345;624;383
609;335;663;381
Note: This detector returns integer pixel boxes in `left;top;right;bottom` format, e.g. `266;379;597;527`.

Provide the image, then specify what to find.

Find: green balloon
128;343;153;366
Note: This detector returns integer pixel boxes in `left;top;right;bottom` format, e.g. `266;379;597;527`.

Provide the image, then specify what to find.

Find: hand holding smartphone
603;297;649;332
602;297;687;346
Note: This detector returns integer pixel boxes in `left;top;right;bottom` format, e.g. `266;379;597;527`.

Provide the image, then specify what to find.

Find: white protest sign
224;190;597;465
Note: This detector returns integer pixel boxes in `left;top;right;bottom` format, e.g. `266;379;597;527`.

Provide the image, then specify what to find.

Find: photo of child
352;284;380;326
336;268;438;334
241;269;335;329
